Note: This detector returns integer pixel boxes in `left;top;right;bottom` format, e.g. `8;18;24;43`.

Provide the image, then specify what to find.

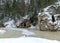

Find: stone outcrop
38;14;58;31
38;5;59;31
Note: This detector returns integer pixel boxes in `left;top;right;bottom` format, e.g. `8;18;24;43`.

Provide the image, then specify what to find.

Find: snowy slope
4;19;17;28
0;37;59;43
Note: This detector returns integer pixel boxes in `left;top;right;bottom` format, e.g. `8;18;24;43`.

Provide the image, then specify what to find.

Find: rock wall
38;5;59;31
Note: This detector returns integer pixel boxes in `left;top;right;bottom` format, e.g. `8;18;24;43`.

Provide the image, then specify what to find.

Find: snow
22;30;35;36
48;20;57;25
38;3;60;30
18;29;35;36
38;12;52;20
15;19;23;26
38;0;60;30
38;11;52;21
5;28;35;36
16;15;31;26
54;1;60;9
29;24;36;29
54;14;60;17
15;20;20;26
0;37;59;43
4;19;17;28
56;20;60;30
44;4;59;12
44;5;52;12
55;1;60;6
38;13;41;16
0;30;6;34
23;15;29;19
43;5;56;11
43;12;52;20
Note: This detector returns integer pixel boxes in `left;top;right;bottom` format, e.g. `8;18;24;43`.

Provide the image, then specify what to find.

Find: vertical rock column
38;16;41;30
38;16;48;31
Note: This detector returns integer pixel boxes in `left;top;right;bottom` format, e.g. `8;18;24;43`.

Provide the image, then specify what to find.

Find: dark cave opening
52;15;55;22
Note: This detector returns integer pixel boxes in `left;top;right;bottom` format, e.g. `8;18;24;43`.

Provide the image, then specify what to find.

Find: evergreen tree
4;0;12;17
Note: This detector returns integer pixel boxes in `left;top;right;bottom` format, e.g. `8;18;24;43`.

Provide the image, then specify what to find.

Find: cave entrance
52;15;55;22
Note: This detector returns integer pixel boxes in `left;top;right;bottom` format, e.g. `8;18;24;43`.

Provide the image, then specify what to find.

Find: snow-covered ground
0;30;6;34
0;37;59;43
4;19;17;28
0;28;59;43
4;28;35;36
0;1;60;43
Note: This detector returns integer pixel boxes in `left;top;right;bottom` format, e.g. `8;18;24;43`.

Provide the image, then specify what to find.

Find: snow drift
0;37;59;43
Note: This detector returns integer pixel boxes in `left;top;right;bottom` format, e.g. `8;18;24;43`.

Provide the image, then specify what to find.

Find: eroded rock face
38;14;58;31
38;5;59;31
